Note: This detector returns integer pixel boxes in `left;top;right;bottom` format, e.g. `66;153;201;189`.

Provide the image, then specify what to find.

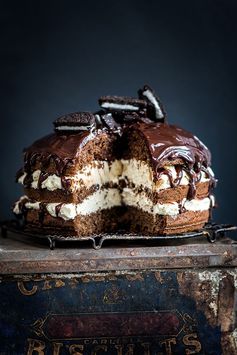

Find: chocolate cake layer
124;207;209;235
24;207;124;236
125;182;210;205
23;204;209;236
24;185;98;204
23;181;210;205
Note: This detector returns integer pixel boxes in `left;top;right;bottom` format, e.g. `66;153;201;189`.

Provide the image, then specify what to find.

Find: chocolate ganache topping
23;131;94;175
135;122;211;168
131;122;215;199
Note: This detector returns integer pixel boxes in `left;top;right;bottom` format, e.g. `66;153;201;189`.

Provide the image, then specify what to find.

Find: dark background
0;0;237;224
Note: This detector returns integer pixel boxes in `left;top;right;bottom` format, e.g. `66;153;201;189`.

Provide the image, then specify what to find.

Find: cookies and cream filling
17;159;214;192
14;189;214;220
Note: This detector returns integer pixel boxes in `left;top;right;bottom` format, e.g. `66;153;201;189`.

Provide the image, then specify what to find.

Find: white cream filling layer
14;189;122;221
122;188;213;217
30;170;63;191
14;189;213;220
18;159;213;192
41;174;62;190
19;161;123;191
71;160;123;188
31;170;41;189
121;159;212;190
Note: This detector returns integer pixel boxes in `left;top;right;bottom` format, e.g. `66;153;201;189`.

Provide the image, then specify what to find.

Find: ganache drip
14;199;66;222
55;203;63;217
24;151;75;176
18;168;72;193
22;130;94;177
156;166;184;189
23;173;33;189
38;172;49;189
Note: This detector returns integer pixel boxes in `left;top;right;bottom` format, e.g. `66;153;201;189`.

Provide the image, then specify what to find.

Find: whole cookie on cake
13;85;217;236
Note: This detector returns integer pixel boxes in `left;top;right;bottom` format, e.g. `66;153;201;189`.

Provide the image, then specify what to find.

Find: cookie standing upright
138;85;167;121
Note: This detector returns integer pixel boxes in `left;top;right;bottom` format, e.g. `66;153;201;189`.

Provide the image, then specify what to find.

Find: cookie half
54;112;96;132
138;85;167;121
99;95;147;111
94;111;122;132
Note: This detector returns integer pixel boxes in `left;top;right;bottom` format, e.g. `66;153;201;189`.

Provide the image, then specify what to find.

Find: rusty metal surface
0;269;237;354
1;228;237;354
0;230;237;274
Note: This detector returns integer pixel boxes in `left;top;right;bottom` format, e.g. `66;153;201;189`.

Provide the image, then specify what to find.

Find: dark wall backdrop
1;0;237;224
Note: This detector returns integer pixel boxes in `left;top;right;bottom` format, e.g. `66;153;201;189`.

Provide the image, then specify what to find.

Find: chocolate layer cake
13;86;216;236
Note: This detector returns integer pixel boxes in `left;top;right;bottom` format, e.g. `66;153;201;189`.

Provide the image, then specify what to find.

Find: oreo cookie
54;112;96;132
98;95;147;112
112;110;140;123
138;85;167;121
94;111;122;133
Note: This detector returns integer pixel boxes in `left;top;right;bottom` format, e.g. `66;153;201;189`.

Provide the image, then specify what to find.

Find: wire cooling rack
1;219;236;249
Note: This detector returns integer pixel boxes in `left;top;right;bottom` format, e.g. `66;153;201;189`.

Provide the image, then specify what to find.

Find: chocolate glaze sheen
24;131;92;159
134;122;215;199
23;131;94;174
135;122;211;168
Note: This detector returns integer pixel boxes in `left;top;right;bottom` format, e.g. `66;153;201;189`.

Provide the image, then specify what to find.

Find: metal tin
0;230;237;355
